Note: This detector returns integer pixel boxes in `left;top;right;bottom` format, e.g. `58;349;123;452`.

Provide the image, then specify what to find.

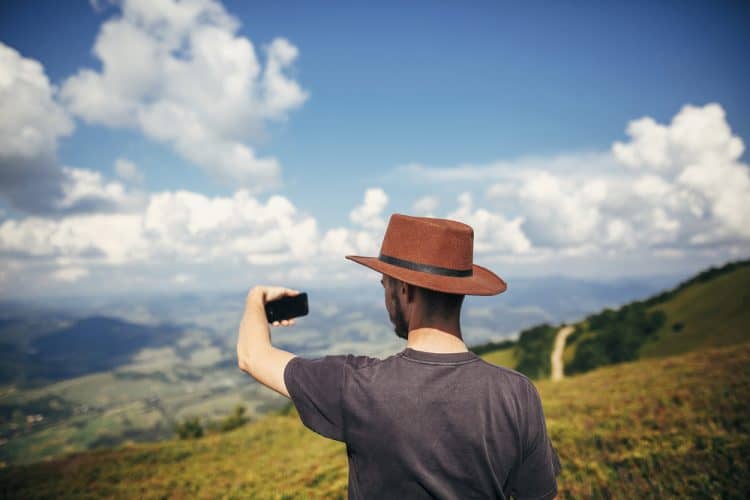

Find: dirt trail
551;325;574;381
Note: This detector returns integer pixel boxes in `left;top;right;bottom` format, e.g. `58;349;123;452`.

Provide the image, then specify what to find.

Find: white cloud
349;188;389;230
2;100;749;297
0;43;74;212
613;103;744;172
60;0;308;189
57;166;145;213
384;104;750;270
52;267;90;282
412;195;439;216
0;185;399;296
517;173;605;247
173;273;194;284
261;38;309;119
0;44;73;159
316;188;393;260
0;43;148;215
447;192;532;255
0;189;319;272
613;103;750;243
465;103;750;253
320;228;356;256
114;158;144;183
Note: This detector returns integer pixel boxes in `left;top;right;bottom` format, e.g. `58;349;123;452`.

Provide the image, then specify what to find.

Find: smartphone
264;293;308;323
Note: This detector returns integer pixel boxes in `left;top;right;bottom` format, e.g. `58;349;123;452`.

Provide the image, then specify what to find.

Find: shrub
175;417;203;439
220;405;249;432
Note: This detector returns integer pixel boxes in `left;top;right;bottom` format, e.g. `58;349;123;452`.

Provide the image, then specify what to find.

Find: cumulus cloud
411;103;749;256
611;103;750;243
517;173;606;247
393;103;750;266
0;186;397;294
447;193;532;255
349;188;389;230
0;43;73;212
60;0;308;189
316;188;392;260
2;100;748;296
0;43;147;215
0;191;318;277
612;104;744;172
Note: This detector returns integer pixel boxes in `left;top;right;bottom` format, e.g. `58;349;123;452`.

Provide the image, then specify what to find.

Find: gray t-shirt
284;347;561;499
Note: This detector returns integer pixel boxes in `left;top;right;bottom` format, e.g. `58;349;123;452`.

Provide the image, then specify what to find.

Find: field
0;333;286;466
3;341;748;499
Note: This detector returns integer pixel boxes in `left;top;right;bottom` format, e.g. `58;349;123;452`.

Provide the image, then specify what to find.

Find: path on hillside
551;325;575;381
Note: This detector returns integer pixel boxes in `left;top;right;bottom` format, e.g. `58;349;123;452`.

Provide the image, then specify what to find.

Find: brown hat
346;213;507;296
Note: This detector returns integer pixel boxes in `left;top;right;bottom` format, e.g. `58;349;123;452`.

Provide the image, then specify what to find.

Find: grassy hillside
556;259;750;376
3;342;748;499
640;264;750;358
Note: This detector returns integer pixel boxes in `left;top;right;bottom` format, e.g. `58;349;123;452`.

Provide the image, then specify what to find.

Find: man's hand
249;285;300;327
237;285;299;398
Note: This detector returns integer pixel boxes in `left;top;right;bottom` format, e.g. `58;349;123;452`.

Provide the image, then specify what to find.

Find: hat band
378;253;473;277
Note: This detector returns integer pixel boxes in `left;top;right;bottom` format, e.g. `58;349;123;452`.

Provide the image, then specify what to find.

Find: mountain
2;341;747;498
0;317;182;385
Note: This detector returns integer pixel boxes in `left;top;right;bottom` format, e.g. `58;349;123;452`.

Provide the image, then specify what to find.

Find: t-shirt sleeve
283;355;349;442
509;380;561;500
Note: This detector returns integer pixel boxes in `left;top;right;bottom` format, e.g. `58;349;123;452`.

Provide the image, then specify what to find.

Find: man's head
380;273;465;339
346;213;504;338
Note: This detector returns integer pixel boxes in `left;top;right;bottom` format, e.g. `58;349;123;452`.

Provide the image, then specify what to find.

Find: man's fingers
260;286;302;303
270;319;296;327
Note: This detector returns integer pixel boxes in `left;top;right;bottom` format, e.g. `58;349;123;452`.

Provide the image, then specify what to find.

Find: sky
0;0;749;300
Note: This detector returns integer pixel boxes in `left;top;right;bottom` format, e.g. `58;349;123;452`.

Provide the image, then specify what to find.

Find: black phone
264;292;308;323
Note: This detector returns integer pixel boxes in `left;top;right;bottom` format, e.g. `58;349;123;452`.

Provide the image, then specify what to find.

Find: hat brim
345;255;507;296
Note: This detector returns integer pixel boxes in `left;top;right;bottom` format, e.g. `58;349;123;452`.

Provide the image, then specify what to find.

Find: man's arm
236;285;299;398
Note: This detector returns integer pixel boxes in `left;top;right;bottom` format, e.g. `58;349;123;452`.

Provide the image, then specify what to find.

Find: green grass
640;265;750;359
3;342;749;499
481;346;517;369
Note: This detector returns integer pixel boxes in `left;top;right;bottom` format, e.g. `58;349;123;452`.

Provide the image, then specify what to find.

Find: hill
565;259;750;375
639;263;750;358
474;259;750;377
2;341;748;498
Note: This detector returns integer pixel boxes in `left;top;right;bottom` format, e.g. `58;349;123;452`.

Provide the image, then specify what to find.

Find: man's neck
406;327;468;353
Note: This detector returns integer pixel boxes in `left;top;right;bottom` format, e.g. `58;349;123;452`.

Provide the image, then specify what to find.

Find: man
237;213;561;499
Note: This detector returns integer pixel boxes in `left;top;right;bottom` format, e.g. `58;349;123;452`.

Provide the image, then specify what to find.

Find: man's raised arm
236;285;298;398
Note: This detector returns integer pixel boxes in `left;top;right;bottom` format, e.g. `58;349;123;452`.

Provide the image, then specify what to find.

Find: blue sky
0;0;749;298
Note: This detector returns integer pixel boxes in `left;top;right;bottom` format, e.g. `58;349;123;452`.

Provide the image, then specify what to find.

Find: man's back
284;348;561;499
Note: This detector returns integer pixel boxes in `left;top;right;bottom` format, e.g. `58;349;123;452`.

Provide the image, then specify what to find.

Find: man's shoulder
342;353;386;370
475;358;537;389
